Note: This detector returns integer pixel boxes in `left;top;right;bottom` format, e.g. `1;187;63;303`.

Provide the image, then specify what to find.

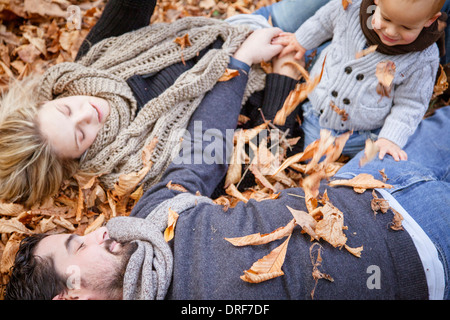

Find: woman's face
37;95;110;159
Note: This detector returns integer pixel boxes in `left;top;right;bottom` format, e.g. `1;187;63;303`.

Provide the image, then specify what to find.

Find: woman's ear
425;12;442;28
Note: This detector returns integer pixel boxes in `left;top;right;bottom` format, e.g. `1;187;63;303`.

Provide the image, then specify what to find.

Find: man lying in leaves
5;0;448;300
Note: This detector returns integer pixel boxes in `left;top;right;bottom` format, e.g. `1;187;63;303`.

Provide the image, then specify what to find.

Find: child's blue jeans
302;101;381;157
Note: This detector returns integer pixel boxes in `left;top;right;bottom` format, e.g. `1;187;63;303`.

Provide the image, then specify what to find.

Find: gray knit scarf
37;17;265;189
106;192;213;300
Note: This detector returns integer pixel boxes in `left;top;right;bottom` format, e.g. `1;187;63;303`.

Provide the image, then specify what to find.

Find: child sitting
273;0;446;160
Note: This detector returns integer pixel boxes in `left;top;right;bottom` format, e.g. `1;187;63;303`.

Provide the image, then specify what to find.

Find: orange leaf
314;203;348;248
355;44;377;59
274;56;326;125
329;173;392;192
359;139;380;167
376;60;396;98
342;0;353;10
240;234;292;283
286;206;319;241
218;68;239;82
225;219;295;246
164;208;180;242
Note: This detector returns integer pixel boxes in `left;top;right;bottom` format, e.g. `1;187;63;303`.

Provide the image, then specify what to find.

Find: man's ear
425;12;442;28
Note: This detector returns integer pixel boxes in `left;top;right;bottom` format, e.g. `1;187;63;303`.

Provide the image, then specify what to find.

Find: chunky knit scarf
38;17;265;189
106;192;213;300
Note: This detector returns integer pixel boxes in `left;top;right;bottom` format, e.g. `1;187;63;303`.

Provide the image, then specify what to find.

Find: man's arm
76;0;157;61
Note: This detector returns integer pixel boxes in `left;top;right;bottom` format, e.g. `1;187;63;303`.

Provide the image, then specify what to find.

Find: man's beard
85;239;137;299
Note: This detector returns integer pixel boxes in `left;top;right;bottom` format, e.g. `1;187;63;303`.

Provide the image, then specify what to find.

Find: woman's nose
73;102;94;125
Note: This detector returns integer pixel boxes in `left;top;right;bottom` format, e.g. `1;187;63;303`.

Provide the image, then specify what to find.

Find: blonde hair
0;76;78;207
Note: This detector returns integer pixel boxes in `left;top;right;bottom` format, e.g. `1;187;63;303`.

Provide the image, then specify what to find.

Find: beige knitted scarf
38;17;265;189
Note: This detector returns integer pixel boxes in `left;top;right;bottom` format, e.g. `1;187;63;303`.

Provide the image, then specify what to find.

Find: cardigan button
345;66;352;74
343;98;350;105
331;90;338;97
356;74;364;81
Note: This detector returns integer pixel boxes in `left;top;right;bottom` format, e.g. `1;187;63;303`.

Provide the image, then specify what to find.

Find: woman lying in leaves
5;0;449;300
0;0;302;208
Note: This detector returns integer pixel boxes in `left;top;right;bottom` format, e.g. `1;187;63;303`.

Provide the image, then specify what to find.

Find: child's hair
402;0;447;17
0;76;78;207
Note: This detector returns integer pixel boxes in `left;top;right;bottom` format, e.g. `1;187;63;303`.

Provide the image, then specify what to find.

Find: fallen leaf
359;139;380;167
329;173;393;192
225;219;295;246
309;243;334;299
84;213;105;235
225;184;248;203
355;44;377;59
164;208;179;242
433;64;448;99
371;190;390;214
376;60;396;98
315;203;348;248
389;207;404;231
344;244;363;258
329;101;349;121
166;180;188;193
342;0;353;10
173;33;192;65
286;206;319;241
274;56;326;125
218;68;239;82
240;234;291;283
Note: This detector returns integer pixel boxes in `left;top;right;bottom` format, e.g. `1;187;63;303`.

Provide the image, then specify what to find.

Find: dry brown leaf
315;203;348;248
359;139;380;167
371;190;390;215
164;208;180;242
218;68;239;82
329;173;393;192
274;56;326;125
166;180;188;193
213;195;231;211
173;33;192;65
433;64;448;98
376;60;396;98
389;207;404;231
0;217;33;235
84;213;105;235
0;234;24;274
342;0;353;10
249;163;277;193
225;184;248;203
345;244;363;258
225;130;246;188
355;44;377;59
240;234;291;283
329;101;349;122
286;206;319;241
225;219;295;247
310;243;334;299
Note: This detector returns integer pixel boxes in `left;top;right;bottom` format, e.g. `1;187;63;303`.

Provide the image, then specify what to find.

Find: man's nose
85;226;109;245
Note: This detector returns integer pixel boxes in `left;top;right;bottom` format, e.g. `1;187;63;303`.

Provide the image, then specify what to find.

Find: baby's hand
375;138;408;161
233;27;284;66
271;32;306;60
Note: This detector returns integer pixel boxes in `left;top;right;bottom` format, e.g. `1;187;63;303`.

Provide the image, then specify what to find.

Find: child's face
372;0;441;46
